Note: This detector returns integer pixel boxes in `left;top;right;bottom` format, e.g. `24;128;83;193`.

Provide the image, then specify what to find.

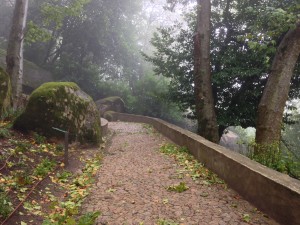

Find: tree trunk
6;0;28;110
256;23;300;146
194;0;219;143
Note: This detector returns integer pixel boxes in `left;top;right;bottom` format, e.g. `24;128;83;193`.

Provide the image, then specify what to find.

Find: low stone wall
111;112;300;225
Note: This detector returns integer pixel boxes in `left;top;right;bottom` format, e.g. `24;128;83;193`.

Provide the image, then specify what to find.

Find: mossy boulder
14;82;101;144
95;96;125;116
0;67;11;116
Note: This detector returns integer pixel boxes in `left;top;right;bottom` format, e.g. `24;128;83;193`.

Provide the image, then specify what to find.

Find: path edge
111;112;300;225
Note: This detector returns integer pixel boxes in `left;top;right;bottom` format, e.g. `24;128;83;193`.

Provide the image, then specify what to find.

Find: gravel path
82;122;279;225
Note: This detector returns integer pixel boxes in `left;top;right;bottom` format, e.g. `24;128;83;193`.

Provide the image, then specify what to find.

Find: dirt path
82;122;279;225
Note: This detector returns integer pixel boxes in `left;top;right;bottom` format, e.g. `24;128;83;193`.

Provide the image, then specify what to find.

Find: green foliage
24;0;144;84
167;182;189;193
249;142;300;179
41;0;90;29
33;132;47;144
0;193;13;219
15;170;33;186
130;74;184;124
25;21;52;43
160;143;224;184
145;0;300;131
144;4;271;129
56;144;64;152
34;158;56;177
282;106;300;160
244;2;299;48
43;154;101;224
77;211;101;225
95;74;185;125
12;140;32;154
0;127;10;139
227;126;255;145
95;81;135;106
243;213;251;223
157;219;179;225
0;107;23;124
56;171;72;183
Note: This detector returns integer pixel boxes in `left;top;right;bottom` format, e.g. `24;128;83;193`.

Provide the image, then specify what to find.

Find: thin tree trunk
194;0;219;143
6;0;28;110
256;23;300;146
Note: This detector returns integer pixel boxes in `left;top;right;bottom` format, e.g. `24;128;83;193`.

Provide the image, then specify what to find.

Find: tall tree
144;0;270;133
256;22;300;146
194;0;219;142
6;0;28;110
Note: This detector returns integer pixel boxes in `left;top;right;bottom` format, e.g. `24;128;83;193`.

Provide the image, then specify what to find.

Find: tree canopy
145;0;300;134
0;0;299;145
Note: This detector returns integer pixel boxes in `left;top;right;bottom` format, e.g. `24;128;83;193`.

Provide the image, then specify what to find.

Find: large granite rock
0;66;11;116
95;96;125;116
14;82;101;144
0;48;54;94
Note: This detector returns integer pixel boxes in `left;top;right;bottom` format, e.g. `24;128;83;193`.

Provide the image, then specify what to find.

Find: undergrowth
42;153;102;224
0;122;102;224
248;142;300;179
0;193;13;219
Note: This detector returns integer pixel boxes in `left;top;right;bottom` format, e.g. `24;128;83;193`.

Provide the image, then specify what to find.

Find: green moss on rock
0;67;11;116
14;82;101;145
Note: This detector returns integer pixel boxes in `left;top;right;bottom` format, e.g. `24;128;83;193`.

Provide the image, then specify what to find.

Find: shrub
0;127;10;139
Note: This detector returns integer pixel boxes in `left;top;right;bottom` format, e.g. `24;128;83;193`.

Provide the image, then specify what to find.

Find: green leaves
41;0;90;29
25;21;52;43
42;153;101;224
167;182;189;193
77;211;101;225
0;193;13;219
34;158;56;177
160;143;224;185
244;3;299;52
243;213;251;223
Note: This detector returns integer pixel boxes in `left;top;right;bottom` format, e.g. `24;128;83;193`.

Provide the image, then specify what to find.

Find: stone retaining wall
111;112;300;225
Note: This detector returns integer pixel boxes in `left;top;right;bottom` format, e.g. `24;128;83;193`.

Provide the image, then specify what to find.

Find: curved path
82;122;279;225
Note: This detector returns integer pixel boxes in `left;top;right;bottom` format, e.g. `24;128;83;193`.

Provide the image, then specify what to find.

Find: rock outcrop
0;48;54;94
95;96;125;116
14;82;101;144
